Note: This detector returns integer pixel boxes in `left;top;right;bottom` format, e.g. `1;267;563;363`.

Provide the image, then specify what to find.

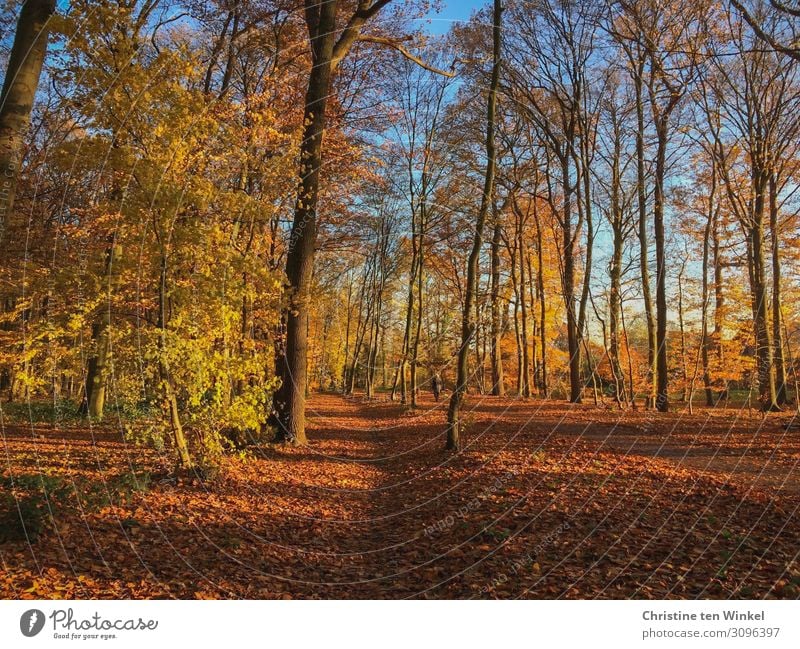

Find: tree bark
533;196;548;397
271;1;338;444
653;120;670;412
701;165;716;407
749;171;779;411
562;156;582;403
158;254;192;469
769;172;788;405
447;0;501;449
0;0;56;242
490;210;505;396
633;67;657;409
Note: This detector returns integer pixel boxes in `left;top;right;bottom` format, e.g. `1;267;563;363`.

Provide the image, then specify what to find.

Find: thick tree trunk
749;173;779;411
0;0;56;242
447;0;501;449
83;241;120;419
271;1;337;444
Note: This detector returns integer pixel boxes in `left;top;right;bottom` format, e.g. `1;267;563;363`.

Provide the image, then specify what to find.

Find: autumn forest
1;0;799;601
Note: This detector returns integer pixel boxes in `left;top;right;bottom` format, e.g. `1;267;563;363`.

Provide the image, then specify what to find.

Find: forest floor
2;393;799;599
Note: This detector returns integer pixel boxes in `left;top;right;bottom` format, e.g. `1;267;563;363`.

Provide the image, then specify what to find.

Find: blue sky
419;0;487;34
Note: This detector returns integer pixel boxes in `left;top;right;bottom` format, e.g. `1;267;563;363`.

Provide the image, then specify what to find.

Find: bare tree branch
730;0;800;61
355;35;456;77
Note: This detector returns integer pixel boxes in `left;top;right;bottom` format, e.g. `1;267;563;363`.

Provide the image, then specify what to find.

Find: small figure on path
431;372;442;402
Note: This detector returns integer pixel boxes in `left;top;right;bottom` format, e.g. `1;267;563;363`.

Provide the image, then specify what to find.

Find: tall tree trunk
653;122;670;412
342;274;353;391
713;204;724;374
512;198;531;398
608;122;626;407
610;225;625;407
533;197;548;397
526;249;538;392
411;202;425;406
447;0;501;449
399;234;418;404
678;261;688;401
562;155;581;403
749;172;779;411
769;172;788;405
509;242;522;393
577;132;594;393
490;210;505;396
0;0;56;242
633;70;657;409
271;1;337;444
701;166;716;407
83;241;120;419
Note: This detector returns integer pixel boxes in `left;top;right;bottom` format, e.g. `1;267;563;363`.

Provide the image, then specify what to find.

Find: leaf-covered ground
2;394;799;599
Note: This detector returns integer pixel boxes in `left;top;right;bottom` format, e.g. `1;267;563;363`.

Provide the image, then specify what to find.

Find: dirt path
1;394;799;599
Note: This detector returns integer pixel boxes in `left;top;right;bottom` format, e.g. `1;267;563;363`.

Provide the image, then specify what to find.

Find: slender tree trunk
633;70;656;409
713;210;724;379
701;168;716;407
513;200;531;398
620;297;636;408
158;254;192;469
490;210;505;396
342;274;353;391
533;198;548;397
447;0;501;449
562;156;581;403
475;286;486;394
399;211;419;405
653;123;669;412
678;262;688;401
411;203;425;406
609;225;625;407
769;173;788;405
577;137;594;392
87;315;110;418
509;242;522;394
526;249;538;391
